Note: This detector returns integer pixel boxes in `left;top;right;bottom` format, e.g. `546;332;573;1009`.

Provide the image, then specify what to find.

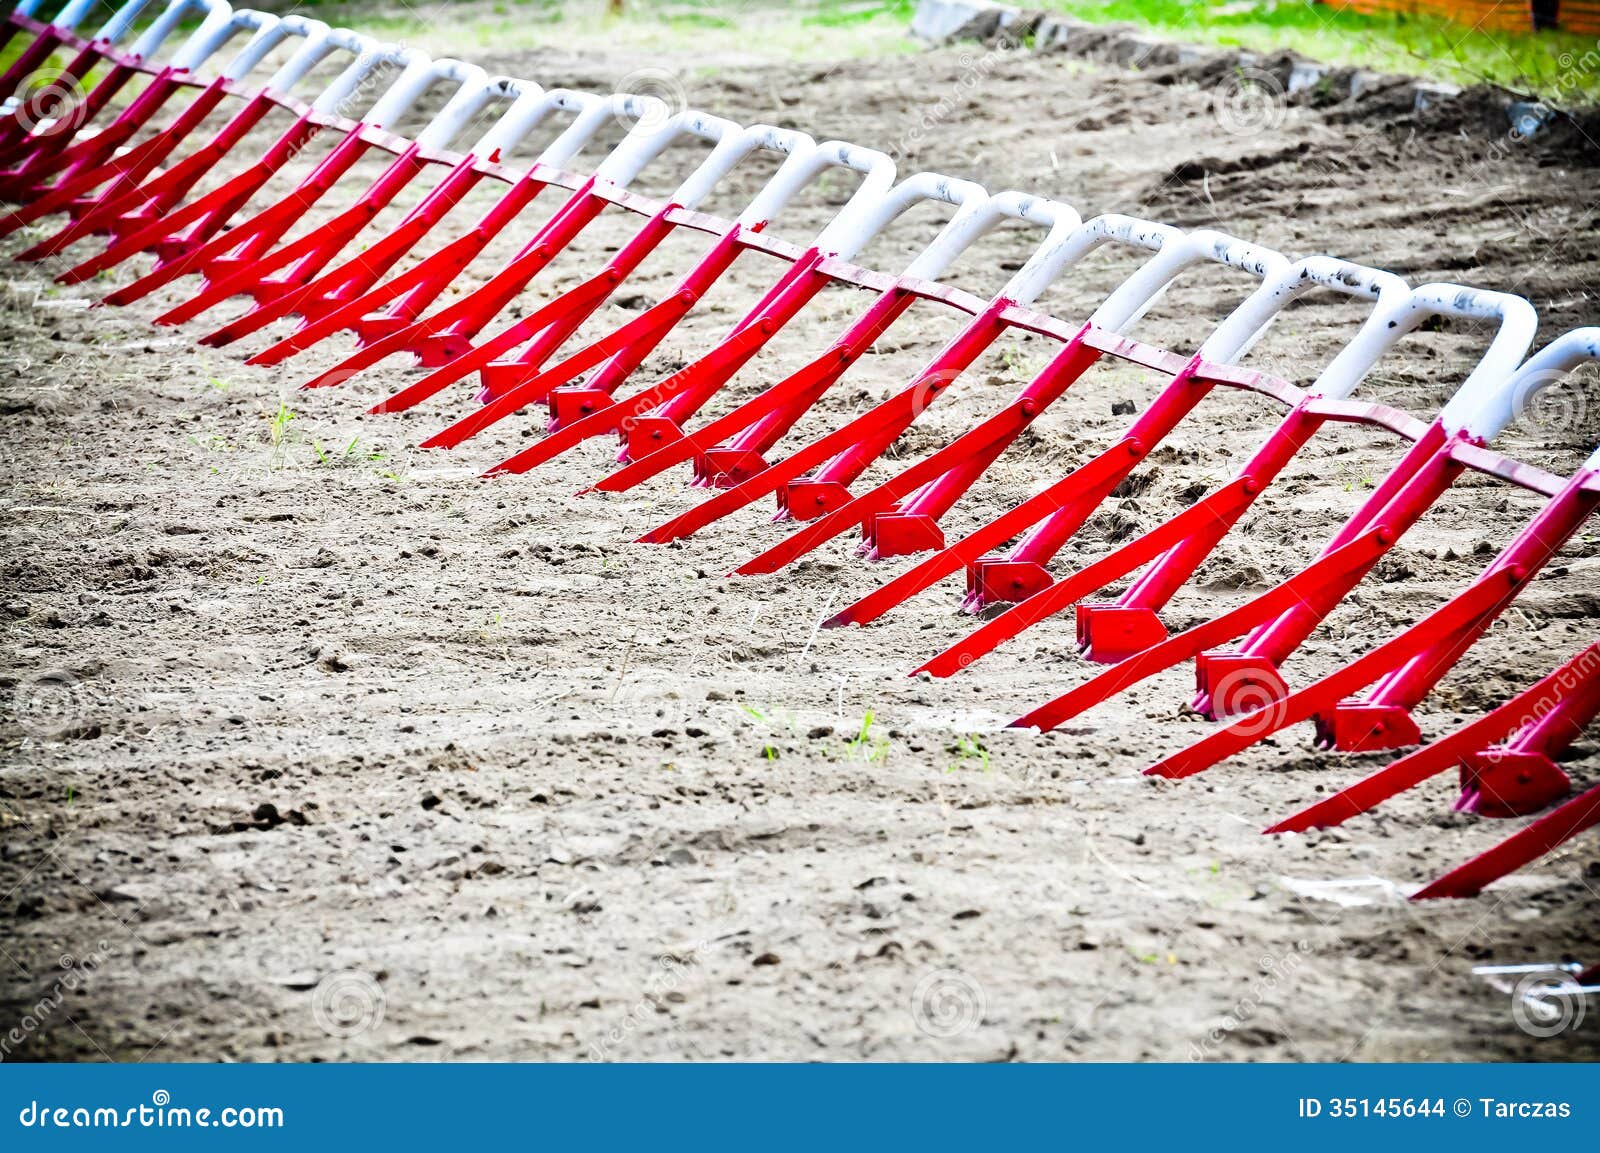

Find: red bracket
625;416;687;464
779;479;853;522
864;512;945;559
1076;604;1169;665
694;447;770;489
967;557;1053;608
1193;651;1290;719
1312;702;1423;753
1457;750;1572;819
548;386;614;430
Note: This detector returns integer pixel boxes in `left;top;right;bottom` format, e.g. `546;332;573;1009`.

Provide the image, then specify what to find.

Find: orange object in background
1324;0;1600;36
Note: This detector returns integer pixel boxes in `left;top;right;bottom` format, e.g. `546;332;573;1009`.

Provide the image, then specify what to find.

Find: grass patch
1043;1;1600;105
218;1;919;64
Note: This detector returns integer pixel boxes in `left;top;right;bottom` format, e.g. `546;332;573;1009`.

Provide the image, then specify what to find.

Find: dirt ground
2;22;1599;1062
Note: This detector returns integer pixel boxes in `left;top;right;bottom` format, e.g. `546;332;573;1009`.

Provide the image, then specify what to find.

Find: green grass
5;2;1594;100
236;1;919;64
1043;1;1600;105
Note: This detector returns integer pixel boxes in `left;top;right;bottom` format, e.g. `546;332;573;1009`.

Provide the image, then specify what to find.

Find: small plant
999;346;1031;376
846;710;891;764
945;734;990;773
268;402;296;469
311;435;387;469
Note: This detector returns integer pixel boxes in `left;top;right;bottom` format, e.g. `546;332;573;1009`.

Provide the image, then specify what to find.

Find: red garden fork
0;12;332;233
6;17;355;261
285;105;783;385
897;276;1536;683
236;90;669;368
52;34;434;283
354;130;900;421
0;0;206;146
627;215;1186;549
1268;640;1598;852
583;190;1077;498
145;70;560;325
396;143;988;462
0;2;271;201
196;86;627;349
995;287;1537;734
0;0;119;88
831;257;1414;634
1132;357;1596;781
732;228;1305;577
92;53;496;304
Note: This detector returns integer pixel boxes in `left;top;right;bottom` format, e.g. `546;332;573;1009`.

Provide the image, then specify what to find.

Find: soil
2;26;1598;1062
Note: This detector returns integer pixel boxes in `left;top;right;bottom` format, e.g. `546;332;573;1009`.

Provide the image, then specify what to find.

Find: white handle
594;103;737;193
993;195;1093;307
260;18;339;94
683;124;815;217
525;89;612;169
169;6;273;74
1200;256;1411;392
1006;214;1175;323
404;59;492;149
309;36;402;117
1318;278;1535;410
906;186;1070;283
1422;288;1541;438
220;13;324;85
828;170;989;272
1484;326;1599;464
126;0;229;59
465;76;551;158
1086;224;1289;336
803;142;901;257
85;0;156;42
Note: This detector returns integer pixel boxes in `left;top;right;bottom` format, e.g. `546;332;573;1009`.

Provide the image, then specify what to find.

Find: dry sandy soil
2;21;1599;1061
